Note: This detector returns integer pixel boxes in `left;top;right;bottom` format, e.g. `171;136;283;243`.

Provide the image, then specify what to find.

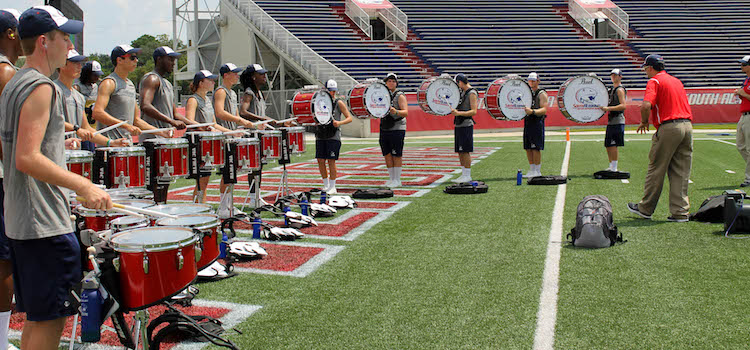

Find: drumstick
139;127;176;135
93;121;127;136
76;197;179;219
251;119;275;126
275;117;297;124
109;207;145;218
223;130;249;136
186;123;215;129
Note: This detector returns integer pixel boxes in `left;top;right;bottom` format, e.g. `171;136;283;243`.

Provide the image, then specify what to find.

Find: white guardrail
379;4;408;41
568;0;596;37
568;0;629;39
345;0;373;38
226;0;357;91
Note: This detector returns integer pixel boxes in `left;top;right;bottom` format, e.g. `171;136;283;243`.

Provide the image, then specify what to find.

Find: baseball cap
88;61;104;75
528;72;539;81
641;54;664;68
326;79;338;91
454;73;468;84
384;72;398;81
111;44;141;61
0;9;20;32
18;6;83;39
153;46;181;60
66;49;86;62
248;63;268;74
610;69;622;76
739;56;750;64
193;70;218;85
220;63;243;75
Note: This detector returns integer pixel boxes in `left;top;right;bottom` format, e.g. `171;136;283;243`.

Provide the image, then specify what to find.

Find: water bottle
252;217;262;239
470;181;479;187
219;231;229;258
300;197;309;216
320;191;327;204
517;169;523;186
80;274;102;342
283;206;291;227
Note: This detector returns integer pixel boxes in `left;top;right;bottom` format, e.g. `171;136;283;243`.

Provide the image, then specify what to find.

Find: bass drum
417;75;460;116
557;74;609;123
348;81;391;119
484;75;533;121
291;89;333;125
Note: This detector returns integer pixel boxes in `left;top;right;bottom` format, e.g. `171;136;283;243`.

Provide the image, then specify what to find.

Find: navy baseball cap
18;6;83;39
739;56;750;64
111;44;141;61
610;69;623;76
247;63;268;74
193;70;218;85
642;54;664;68
219;63;243;75
66;49;86;62
0;9;20;32
153;46;181;60
454;73;468;84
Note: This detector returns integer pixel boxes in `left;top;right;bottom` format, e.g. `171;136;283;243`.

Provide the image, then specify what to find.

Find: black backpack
353;188;394;199
444;181;488;194
689;194;727;223
567;195;623;248
528;175;568;185
593;170;630;180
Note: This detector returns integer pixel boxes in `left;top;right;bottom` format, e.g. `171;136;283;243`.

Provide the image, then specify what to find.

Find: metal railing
602;6;629;39
225;0;357;91
568;0;595;37
345;0;372;39
379;5;408;41
568;0;629;39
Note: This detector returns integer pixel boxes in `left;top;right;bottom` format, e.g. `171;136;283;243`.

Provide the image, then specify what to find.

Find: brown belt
660;118;691;125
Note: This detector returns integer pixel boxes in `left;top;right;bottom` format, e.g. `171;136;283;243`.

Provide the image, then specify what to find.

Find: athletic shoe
383;180;394;188
391;180;402;188
523;171;534;178
667;216;689;223
627;202;652;219
741;181;750;188
327;186;338;195
8;344;19;350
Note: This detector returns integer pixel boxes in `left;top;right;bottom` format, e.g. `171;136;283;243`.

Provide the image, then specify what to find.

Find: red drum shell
66;150;93;180
281;127;306;155
258;130;282;161
97;147;147;188
156;214;221;270
145;138;189;180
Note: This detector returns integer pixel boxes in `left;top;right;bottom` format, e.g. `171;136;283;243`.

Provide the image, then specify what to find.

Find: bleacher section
616;0;749;87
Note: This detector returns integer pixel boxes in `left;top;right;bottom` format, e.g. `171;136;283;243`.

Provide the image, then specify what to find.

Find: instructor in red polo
735;55;750;187
628;54;693;222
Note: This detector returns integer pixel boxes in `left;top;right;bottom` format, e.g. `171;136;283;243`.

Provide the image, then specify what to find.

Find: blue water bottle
517;169;522;186
283;206;291;227
252;217;262;239
80;274;102;342
320;191;327;204
219;231;229;258
300;197;309;216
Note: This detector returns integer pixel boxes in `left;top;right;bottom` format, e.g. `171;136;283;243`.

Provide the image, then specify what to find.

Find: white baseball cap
610;69;622;76
90;61;103;75
528;72;539;81
326;79;338;91
740;56;750;64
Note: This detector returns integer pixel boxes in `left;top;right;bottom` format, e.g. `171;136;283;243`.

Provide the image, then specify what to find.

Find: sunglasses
122;54;138;61
743;63;749;67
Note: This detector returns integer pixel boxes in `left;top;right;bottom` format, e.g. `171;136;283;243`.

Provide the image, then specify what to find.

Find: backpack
444;181;488;194
528;175;568;185
353;188;394;199
689;194;727;223
567;195;623;248
593;170;631;180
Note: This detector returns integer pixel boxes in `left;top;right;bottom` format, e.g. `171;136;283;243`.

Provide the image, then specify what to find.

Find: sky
0;0;191;55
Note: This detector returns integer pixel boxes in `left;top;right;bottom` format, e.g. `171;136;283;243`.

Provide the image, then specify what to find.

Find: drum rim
149;203;213;215
155;214;220;231
558;74;608;123
311;90;334;123
75;204;126;217
419;76;460;116
110;216;150;230
257;130;282;135
485;75;533;121
110;227;198;252
350;82;391;119
227;137;260;145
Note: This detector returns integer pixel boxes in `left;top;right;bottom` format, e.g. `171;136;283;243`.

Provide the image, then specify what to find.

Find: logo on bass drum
432;87;454;107
506;89;525;107
368;95;388;109
575;87;599;107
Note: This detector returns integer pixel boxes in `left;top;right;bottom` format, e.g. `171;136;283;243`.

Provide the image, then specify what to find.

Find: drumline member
139;46;192;203
523;72;548;177
600;68;627;172
735;55;750;187
74;60;103;104
93;44;165;141
214;63;255;218
0;8;21;350
381;72;408;188
316;79;353;195
55;49;129;149
450;73;478;183
0;7;111;348
239;64;271;207
185;70;231;204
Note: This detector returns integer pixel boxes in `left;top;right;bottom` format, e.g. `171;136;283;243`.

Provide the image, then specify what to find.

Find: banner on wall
351;0;394;9
370;88;744;133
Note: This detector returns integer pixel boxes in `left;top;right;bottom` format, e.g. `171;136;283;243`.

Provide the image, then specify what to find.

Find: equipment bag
353;188;394;199
593;170;631;179
528;175;568;185
689;194;727;223
147;306;238;350
566;195;623;248
444;181;489;194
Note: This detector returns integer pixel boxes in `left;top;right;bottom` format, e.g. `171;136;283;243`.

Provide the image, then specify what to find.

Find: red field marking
227;243;324;272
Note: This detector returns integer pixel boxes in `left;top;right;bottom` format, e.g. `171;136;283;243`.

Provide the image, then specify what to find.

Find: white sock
0;310;10;350
330;179;336;187
394;167;402;180
529;164;534;173
610;161;618;171
536;164;541;173
323;178;330;189
388;167;395;182
462;167;471;177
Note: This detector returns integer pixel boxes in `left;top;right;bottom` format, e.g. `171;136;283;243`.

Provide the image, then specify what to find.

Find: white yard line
713;138;736;146
533;140;571;350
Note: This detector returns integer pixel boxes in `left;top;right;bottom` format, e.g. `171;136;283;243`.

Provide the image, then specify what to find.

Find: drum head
107;188;153;200
312;91;333;125
65;150;93;162
424;77;460;116
365;83;391;118
150;203;213;216
111;216;148;228
115;199;155;209
559;75;608;123
496;77;533;121
111;227;197;252
156;214;219;228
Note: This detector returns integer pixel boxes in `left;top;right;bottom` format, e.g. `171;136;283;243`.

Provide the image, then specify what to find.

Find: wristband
107;139;111;147
73;124;80;132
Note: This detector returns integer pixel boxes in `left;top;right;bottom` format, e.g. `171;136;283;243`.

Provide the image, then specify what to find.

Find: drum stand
275;128;294;203
131;310;151;350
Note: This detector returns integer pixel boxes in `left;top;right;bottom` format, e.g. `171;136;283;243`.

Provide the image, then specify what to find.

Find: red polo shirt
643;71;693;129
741;77;750;114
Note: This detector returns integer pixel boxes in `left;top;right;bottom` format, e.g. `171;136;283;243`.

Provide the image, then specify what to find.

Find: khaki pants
638;121;693;218
736;113;750;182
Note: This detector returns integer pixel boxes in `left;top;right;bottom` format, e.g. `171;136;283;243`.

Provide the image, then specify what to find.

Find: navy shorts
454;126;474;153
379;130;405;157
605;124;625;147
11;233;81;321
0;180;8;261
523;120;545;150
315;139;342;160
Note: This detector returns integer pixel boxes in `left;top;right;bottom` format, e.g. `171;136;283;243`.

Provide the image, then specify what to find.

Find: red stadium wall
370;88;742;133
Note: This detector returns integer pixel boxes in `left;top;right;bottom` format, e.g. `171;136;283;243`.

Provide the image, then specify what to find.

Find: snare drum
417;75;461;116
156;214;221;270
257;130;282;161
144;138;189;181
348;81;391;119
110;227;199;310
292;89;333;125
185;132;226;171
75;205;124;232
557;75;609;124
66;150;93;180
95;147;146;188
109;216;150;232
485;75;533;121
226;137;261;173
281;126;306;155
106;188;154;201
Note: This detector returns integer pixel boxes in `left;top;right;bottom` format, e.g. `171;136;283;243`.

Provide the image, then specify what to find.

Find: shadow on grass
616;218;666;228
698;185;744;192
